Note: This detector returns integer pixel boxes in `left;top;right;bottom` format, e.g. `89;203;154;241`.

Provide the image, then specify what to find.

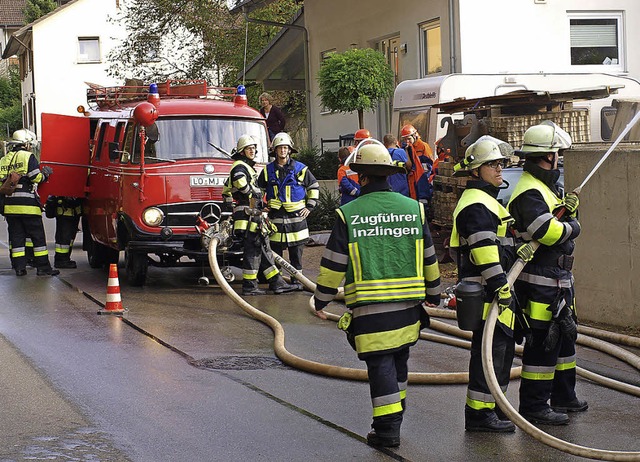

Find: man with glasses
450;136;520;432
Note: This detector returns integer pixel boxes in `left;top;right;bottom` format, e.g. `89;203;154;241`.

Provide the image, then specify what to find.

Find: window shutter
570;24;617;48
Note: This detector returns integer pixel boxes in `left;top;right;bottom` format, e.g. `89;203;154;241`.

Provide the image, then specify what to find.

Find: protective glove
563;193;579;214
516;242;535;262
497;283;512;314
41;165;53;179
558;311;578;343
543;321;561;352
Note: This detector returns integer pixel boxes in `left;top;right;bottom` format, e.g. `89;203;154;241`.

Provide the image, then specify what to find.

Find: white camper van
392;73;640;148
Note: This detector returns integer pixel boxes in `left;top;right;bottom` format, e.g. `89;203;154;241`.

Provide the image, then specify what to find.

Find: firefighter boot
269;276;298;294
242;280;266;296
37;266;60;276
55;260;77;269
551;398;588;413
520;407;569;425
465;407;515;433
366;429;400;448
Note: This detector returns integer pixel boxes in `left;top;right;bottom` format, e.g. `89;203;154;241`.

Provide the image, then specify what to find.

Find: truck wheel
86;238;113;269
125;250;148;286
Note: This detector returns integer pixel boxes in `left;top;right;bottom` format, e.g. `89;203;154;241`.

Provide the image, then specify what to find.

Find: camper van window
128;117;269;164
399;111;430;142
569;14;622;69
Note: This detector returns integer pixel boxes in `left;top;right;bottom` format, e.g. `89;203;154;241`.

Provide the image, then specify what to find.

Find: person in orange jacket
400;124;432;203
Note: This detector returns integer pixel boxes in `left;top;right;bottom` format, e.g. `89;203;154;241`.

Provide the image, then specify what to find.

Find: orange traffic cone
98;264;125;316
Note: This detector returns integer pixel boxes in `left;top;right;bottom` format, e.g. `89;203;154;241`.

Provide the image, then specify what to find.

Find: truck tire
125;250;148;286
87;237;120;269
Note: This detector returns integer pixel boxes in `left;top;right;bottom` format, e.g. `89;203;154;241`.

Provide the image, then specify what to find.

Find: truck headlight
142;207;164;226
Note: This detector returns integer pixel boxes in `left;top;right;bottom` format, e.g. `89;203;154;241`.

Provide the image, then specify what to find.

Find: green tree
0;66;23;140
23;0;57;23
317;48;394;128
107;0;298;87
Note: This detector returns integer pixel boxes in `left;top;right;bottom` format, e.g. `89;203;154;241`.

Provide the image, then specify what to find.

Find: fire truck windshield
127;117;269;164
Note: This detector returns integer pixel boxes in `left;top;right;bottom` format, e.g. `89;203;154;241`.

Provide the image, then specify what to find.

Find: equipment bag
0;155;22;196
44;196;57;218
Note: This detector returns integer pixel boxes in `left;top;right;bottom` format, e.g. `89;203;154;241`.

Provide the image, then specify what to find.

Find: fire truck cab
39;80;269;286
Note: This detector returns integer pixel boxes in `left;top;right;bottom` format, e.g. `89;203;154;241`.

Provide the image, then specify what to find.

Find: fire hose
481;111;640;460
206;225;640;458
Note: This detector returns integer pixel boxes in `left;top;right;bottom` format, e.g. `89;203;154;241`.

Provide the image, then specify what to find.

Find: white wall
31;0;126;136
458;0;639;77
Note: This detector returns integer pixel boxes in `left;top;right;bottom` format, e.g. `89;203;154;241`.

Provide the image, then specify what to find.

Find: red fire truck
38;80;269;286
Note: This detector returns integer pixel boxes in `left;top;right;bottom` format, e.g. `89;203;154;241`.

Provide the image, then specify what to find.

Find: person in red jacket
400;124;432;203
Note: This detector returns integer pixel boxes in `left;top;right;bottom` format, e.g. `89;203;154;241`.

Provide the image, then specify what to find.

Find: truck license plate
190;175;223;187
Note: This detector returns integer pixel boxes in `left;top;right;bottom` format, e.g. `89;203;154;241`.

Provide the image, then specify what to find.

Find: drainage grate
192;356;288;371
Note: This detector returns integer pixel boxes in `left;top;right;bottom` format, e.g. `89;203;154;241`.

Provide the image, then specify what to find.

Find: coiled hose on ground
208;232;640;459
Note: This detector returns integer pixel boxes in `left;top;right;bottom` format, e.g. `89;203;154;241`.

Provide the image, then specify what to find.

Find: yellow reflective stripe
264;267;279;280
12;249;25;257
243;273;258;280
344;289;425;305
470;245;500;265
424;261;440;283
345;276;425;290
348;242;362;281
33;249;48;257
521;370;555;381
355;321;420;354
466;397;496;411
4;205;43;215
233;219;249;231
399;389;407;400
282;200;306;212
233;176;248;189
527;300;552;321
539;219;565;245
556;360;576;371
372;401;404;417
308;189;320;200
415;237;423;278
317;267;345;289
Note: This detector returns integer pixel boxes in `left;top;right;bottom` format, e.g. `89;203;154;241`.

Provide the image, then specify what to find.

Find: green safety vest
339;191;425;307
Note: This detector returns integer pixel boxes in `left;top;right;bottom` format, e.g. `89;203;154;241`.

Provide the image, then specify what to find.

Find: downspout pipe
448;0;457;73
243;8;313;148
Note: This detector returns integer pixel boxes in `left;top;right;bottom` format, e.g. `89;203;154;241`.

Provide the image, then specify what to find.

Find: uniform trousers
519;326;577;413
6;215;50;271
364;347;410;437
54;215;80;263
466;323;515;413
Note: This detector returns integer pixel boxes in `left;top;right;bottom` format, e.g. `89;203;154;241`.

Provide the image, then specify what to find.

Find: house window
319;49;336;114
78;37;101;63
569;12;623;69
420;19;442;77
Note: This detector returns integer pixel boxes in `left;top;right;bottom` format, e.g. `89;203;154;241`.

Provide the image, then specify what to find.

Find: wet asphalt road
0;220;639;461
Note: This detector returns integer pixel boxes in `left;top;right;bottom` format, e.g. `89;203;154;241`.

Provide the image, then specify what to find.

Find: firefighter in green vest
0;129;58;276
222;134;296;296
508;123;586;426
450;137;523;432
313;140;441;448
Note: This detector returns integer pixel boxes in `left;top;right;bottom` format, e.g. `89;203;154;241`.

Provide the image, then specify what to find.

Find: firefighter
450;137;522;432
49;196;82;269
400;124;432;203
0;129;58;276
508;122;587;426
313;141;441;448
257;132;319;289
222;134;297;296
